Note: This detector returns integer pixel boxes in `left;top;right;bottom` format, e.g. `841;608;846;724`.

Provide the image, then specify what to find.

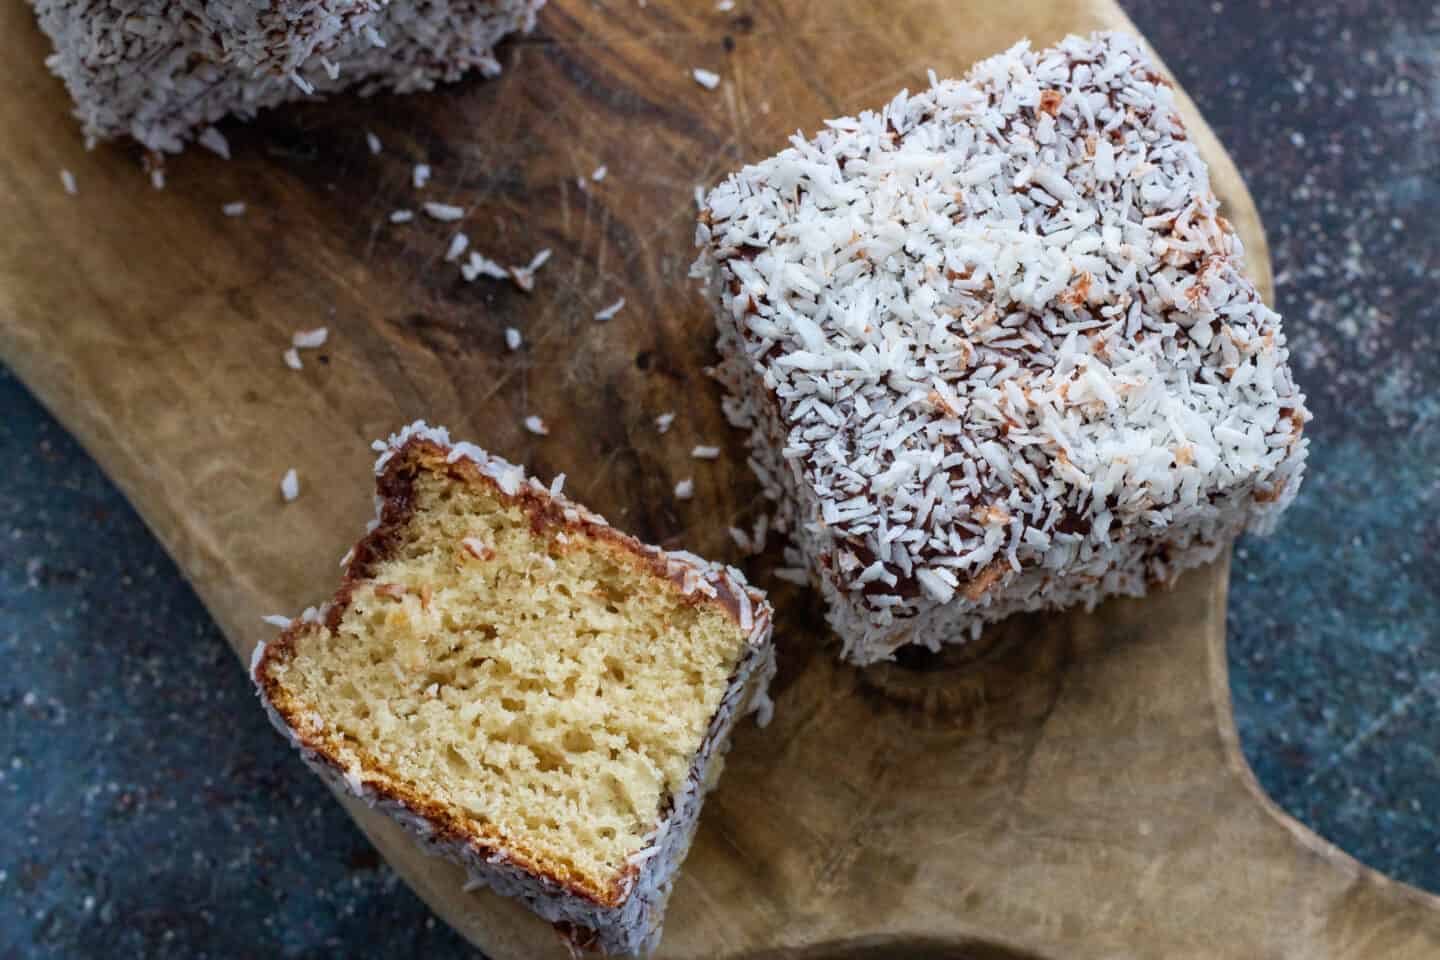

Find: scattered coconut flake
364;25;386;48
505;327;523;351
283;347;303;370
59;169;77;195
222;201;246;217
444;233;470;262
508;248;552;293
198;126;230;159
280;469;300;502
320;57;341;80
390;209;414;223
290;72;314;95
716;0;734;8
594;298;627;322
729;527;754;553
691;445;722;460
413;163;431;189
461;252;508;282
292;327;328;349
591;165;608;182
674;478;695;500
365;131;382;155
693;68;721;90
150;168;165;190
423;202;465;222
550;473;566;497
261;614;293;628
773;567;810;585
523;415;549;436
655;412;676;434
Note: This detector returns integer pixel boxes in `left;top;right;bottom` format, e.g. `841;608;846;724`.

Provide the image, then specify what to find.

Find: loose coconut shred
693;32;1311;664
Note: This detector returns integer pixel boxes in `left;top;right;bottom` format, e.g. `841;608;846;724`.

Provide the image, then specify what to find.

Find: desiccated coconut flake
366;131;382;155
655;412;676;434
222;201;246;217
462;252;508;282
283;347;303;370
693;68;721;90
280;469;300;502
591;165;608;181
508;249;551;293
444;233;470;262
198;126;230;159
390;209;414;223
523;416;549;436
413;163;431;189
594;298;627;322
423;202;465;222
691;446;721;460
505;327;523;351
261;614;293;628
292;327;328;349
674;478;695;500
59;169;77;195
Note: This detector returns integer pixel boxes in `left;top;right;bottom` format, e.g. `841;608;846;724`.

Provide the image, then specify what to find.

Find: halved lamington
29;0;544;152
693;32;1309;665
252;423;774;955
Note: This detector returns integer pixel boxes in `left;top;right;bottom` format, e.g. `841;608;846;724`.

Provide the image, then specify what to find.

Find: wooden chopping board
3;0;1438;956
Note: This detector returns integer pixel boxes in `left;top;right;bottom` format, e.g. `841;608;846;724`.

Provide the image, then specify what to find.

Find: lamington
693;32;1309;665
28;0;545;152
252;422;775;955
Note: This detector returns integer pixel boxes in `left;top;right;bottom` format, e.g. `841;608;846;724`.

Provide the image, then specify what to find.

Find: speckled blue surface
3;2;1438;956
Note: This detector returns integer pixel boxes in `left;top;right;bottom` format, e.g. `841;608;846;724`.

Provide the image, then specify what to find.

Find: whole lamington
693;32;1310;665
30;0;545;152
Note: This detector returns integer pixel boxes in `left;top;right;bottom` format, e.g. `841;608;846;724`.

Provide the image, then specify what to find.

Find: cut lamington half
29;0;544;152
252;423;775;955
693;32;1309;665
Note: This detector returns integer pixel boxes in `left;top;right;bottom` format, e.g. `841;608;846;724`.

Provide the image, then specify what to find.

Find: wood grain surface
3;0;1438;956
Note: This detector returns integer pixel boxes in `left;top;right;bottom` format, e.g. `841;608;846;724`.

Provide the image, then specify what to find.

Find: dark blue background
3;1;1437;955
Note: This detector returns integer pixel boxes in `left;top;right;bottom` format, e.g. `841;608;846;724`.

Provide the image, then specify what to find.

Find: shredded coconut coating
27;0;545;152
693;32;1311;664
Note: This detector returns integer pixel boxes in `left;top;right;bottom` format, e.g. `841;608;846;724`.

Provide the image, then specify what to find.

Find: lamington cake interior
693;32;1309;664
252;423;774;955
